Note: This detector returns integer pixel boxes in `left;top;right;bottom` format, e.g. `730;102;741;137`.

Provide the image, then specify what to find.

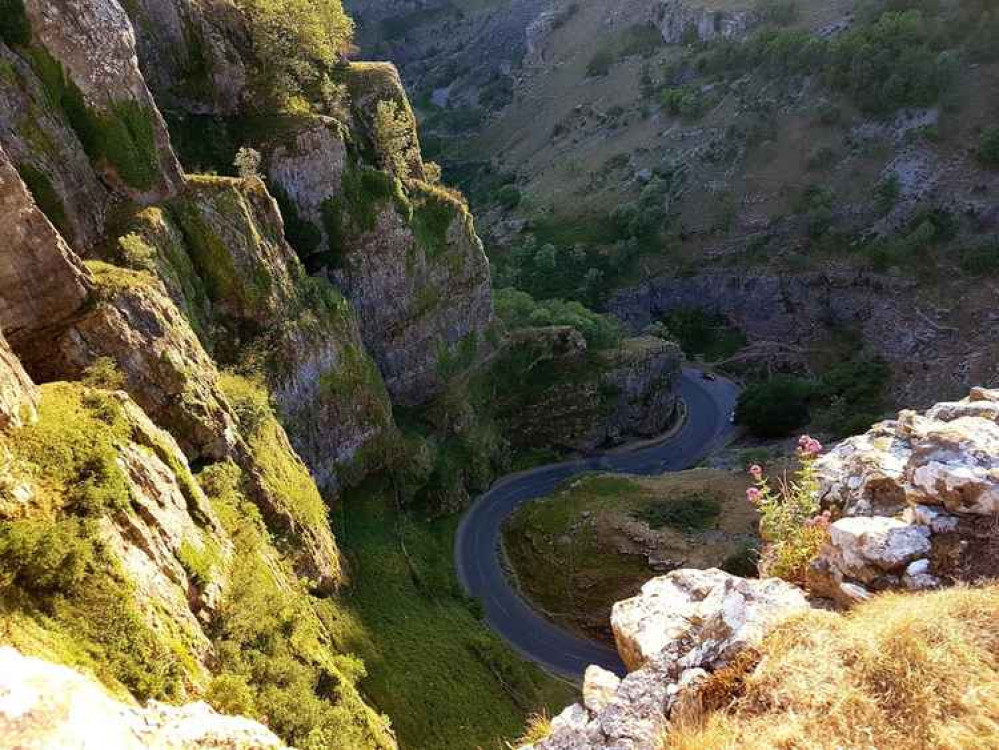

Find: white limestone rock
0;647;286;749
611;568;810;672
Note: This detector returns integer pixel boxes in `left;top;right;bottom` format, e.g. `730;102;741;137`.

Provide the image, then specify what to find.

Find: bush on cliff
495;288;622;349
236;0;354;108
735;376;813;438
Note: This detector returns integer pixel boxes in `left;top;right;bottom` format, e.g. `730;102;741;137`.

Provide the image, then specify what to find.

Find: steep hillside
356;0;999;410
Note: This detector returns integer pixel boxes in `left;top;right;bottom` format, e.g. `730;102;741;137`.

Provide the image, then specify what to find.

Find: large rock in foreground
611;568;810;672
524;569;809;750
810;387;999;605
0;647;286;749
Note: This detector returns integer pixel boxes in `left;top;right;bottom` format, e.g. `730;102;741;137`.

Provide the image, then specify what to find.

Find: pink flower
806;510;832;529
748;464;763;480
797;435;823;457
746;487;763;505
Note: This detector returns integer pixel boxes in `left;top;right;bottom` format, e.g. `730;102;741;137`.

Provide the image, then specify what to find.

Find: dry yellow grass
510;710;553;748
665;586;999;750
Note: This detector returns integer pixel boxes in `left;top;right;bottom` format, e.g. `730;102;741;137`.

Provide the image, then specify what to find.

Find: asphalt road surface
454;368;740;680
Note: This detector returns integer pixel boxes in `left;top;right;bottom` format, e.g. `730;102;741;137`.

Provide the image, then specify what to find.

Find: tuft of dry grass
665;586;999;750
510;710;553;747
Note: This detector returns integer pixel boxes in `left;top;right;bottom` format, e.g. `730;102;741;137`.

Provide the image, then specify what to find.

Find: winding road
455;368;740;680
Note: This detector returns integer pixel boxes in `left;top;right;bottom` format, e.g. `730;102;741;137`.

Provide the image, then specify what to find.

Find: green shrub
10;384;134;514
587;49;615;77
958;242;999;275
632;493;722;532
979;127;999;167
81;357;126;391
0;518;94;596
412;192;456;258
0;0;30;47
826;10;956;113
495;288;623;349
660;86;711;118
735;376;814;438
747;438;829;584
97;101;160;191
874;174;901;215
721;540;761;578
810;357;889;438
497;184;522;210
233;0;353;108
16;163;70;239
660;309;746;360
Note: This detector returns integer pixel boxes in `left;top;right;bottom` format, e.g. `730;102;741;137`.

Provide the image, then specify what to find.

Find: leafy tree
495;288;622;349
735;376;814;437
234;147;262;179
497;184;521;210
979;127;999;167
236;0;354;108
374;99;417;176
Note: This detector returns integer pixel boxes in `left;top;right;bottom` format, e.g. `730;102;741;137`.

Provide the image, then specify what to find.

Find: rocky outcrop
523;569;808;750
0;41;113;249
0;330;37;430
651;0;757;44
124;0;249;115
0;647;286;749
0;147;92;349
331;183;494;405
127;175;394;488
35;263;240;462
492;330;682;454
256;65;494;407
808;387;999;605
22;0;182;201
99;392;232;667
611;569;809;672
610;271;999;408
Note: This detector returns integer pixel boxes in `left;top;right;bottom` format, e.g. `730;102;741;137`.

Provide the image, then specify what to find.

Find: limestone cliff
651;0;757;44
0;329;36;429
610;271;999;408
0;146;91;347
486;329;682;455
123;0;496;408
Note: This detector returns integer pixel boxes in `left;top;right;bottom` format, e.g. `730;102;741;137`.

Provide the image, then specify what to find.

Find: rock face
0;147;92;348
0;647;286;749
651;0;757;44
0;41;113;249
257;65;494;407
124;175;395;489
524;569;809;750
610;272;999;408
611;569;809;672
331;185;494;405
124;0;249;115
808;388;999;605
0;330;37;430
23;0;182;201
492;330;683;454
